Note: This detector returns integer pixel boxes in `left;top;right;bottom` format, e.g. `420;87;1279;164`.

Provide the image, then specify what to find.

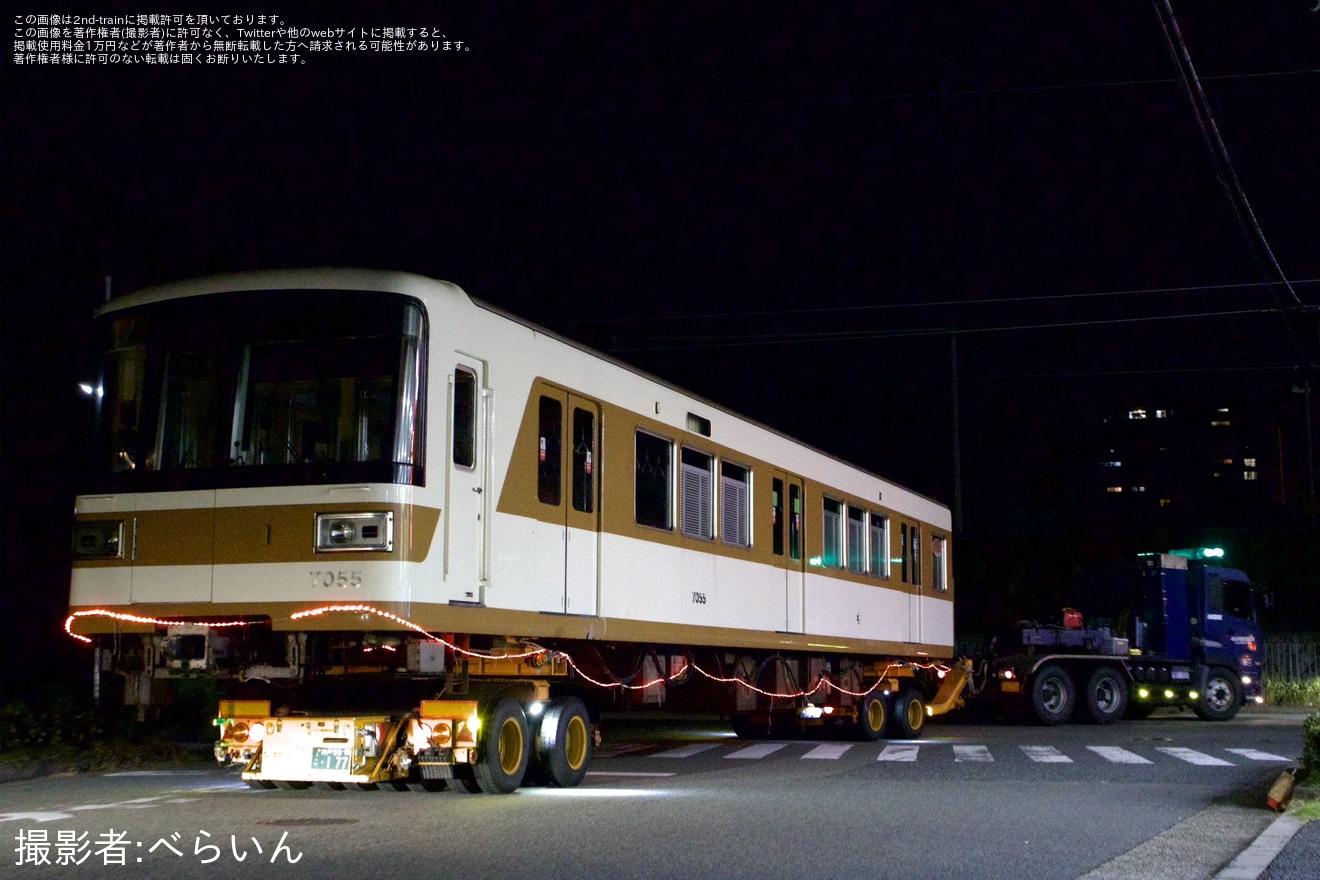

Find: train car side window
869;513;889;578
822;498;843;568
931;535;947;592
720;462;750;548
847;505;866;573
537;396;562;506
772;479;785;556
571;407;595;513
452;367;477;469
789;484;802;560
635;430;673;530
680;448;714;540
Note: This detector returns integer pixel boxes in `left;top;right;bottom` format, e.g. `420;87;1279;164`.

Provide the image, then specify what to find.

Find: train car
67;268;963;792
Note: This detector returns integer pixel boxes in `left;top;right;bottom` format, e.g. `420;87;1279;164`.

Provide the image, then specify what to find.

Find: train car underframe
81;621;967;793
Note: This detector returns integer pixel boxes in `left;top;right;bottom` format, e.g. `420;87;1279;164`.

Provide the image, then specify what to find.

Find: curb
1212;814;1305;880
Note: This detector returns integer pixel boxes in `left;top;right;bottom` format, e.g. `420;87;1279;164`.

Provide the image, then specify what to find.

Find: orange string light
64;604;949;700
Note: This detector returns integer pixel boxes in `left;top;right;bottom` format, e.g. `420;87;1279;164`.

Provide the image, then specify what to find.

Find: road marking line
1155;747;1234;766
586;771;677;778
953;745;993;763
650;744;721;759
1087;746;1153;764
802;743;854;760
1021;745;1072;763
1224;748;1291;762
877;744;919;762
726;743;787;760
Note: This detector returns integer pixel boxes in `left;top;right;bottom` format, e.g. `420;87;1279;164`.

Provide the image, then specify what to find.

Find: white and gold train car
69;269;959;791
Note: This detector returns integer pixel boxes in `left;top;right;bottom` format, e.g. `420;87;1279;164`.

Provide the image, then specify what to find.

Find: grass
1264;677;1320;708
0;696;209;773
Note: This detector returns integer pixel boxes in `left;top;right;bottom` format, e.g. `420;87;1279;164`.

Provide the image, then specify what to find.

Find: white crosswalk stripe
632;741;1286;766
651;744;721;759
1155;747;1235;766
1087;746;1153;764
1224;748;1291;762
877;744;920;762
726;743;787;760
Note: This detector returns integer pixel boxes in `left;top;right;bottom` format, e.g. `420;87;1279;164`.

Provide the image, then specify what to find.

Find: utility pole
951;332;963;534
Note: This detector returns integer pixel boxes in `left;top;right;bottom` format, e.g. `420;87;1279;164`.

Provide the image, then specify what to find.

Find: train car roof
99;267;951;519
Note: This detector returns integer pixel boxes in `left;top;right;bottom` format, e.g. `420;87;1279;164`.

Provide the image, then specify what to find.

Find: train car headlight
72;520;125;559
315;511;393;552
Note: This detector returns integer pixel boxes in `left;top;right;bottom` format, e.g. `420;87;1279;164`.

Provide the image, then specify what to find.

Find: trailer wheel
537;697;592;788
1193;669;1241;722
1081;667;1127;724
888;688;926;739
471;697;531;794
1030;665;1074;725
856;693;888;741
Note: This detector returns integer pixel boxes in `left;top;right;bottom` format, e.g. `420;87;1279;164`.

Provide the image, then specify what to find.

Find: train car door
446;358;489;603
904;523;923;643
535;389;600;615
773;472;805;633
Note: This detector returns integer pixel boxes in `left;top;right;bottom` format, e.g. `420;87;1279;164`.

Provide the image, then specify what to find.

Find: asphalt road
1;707;1309;880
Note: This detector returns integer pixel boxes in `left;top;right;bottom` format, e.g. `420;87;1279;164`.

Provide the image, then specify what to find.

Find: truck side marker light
68;604;951;704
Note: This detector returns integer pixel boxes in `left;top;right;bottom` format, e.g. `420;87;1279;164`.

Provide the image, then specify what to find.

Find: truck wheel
537;697;592;788
1030;665;1074;725
471;697;531;793
855;692;888;742
1193;669;1241;721
1082;667;1127;725
888;688;926;739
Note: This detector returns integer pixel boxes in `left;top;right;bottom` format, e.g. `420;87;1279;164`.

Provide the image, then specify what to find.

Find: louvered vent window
869;513;889;578
720;462;750;547
680;448;714;539
847;506;866;573
822;498;843;568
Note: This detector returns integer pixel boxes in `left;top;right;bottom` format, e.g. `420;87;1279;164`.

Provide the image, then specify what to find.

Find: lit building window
1211;420;1231;427
1106;486;1123;494
1155;410;1169;419
1243;457;1257;467
1132;486;1146;493
1244;471;1258;481
1159;498;1172;507
1128;409;1148;420
1216;458;1234;465
1100;461;1122;467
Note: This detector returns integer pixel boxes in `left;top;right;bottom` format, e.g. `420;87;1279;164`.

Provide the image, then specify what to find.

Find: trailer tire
537;697;592;788
888;688;926;739
1081;667;1127;725
471;697;531;793
856;692;888;741
1030;665;1075;725
1193;669;1241;721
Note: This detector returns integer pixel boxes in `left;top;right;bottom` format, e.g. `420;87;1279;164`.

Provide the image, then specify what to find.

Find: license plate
311;746;351;771
1001;681;1021;693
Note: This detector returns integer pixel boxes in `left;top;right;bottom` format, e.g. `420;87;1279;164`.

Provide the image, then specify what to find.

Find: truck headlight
315;512;393;552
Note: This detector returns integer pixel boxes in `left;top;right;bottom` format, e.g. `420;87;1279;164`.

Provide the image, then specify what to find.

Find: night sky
6;2;1320;693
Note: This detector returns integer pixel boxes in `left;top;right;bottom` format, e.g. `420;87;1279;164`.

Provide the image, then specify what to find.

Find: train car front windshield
90;288;427;492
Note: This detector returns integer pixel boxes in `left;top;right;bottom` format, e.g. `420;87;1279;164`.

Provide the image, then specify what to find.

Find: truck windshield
91;289;426;491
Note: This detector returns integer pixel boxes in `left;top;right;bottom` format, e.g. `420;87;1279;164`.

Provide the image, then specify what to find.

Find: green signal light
1169;547;1225;560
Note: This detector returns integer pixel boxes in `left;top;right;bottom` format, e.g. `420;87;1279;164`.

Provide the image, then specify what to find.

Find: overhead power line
609;306;1281;353
550;278;1320;329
